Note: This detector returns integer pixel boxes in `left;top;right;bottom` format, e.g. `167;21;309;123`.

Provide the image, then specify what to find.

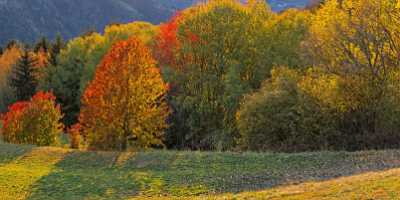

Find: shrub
237;67;301;151
1;91;64;146
236;67;340;152
237;66;400;152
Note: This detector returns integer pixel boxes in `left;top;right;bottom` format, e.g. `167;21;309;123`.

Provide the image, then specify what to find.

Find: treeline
0;0;399;152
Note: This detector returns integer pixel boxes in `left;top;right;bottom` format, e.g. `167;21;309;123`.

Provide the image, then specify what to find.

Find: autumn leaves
1;0;399;152
80;38;169;150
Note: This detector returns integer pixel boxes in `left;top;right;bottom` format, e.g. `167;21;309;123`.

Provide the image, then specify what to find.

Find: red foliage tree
1;91;63;146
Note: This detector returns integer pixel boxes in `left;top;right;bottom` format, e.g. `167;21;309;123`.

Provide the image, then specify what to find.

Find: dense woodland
0;0;399;152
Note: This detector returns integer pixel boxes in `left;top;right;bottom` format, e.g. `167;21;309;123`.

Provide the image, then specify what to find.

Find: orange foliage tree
79;37;170;150
33;48;50;79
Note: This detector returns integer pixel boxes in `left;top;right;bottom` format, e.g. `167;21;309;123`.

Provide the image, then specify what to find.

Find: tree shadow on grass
24;149;400;199
0;146;70;200
0;142;34;166
26;151;132;200
119;150;400;196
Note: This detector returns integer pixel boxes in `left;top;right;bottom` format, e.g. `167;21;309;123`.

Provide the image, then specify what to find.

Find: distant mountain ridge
0;0;309;46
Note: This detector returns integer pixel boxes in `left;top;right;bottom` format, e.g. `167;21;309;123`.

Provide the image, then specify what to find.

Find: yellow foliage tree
304;0;400;134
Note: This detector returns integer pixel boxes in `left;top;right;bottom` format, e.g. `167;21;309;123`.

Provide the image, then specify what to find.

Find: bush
237;66;400;152
237;67;301;151
1;92;64;146
236;67;340;152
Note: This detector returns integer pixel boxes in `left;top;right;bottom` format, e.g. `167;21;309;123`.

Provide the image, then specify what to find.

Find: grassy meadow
1;141;400;199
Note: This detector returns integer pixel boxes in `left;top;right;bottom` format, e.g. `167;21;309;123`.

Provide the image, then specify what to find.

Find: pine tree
49;34;64;66
10;50;38;101
34;37;50;53
6;40;17;50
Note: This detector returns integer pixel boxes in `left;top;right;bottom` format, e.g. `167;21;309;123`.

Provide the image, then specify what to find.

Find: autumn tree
79;37;169;151
156;0;274;150
41;22;158;126
80;21;158;91
153;12;183;68
303;0;400;148
10;49;38;101
236;0;400;152
266;8;311;68
1;91;63;146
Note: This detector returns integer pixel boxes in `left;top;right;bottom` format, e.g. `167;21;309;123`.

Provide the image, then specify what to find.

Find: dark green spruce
34;37;50;53
10;49;38;101
49;34;64;66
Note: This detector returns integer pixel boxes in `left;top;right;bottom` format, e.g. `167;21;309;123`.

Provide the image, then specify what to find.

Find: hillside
1;142;400;199
0;0;194;46
0;0;309;46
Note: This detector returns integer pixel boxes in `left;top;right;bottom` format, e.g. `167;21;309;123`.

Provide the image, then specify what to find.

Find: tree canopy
79;37;169;150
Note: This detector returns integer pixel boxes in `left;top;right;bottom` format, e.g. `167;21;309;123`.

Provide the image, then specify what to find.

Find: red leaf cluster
155;12;182;67
1;92;58;130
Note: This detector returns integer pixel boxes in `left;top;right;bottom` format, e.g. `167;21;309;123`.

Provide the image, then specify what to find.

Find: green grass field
1;141;400;200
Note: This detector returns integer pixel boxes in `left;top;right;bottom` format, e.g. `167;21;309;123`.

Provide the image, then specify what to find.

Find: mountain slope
0;0;189;45
0;0;309;46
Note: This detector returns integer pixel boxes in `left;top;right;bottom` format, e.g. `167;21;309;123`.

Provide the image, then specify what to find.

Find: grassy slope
1;142;400;199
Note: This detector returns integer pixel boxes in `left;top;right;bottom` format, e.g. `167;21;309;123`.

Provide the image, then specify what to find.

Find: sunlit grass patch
0;148;70;200
1;143;400;199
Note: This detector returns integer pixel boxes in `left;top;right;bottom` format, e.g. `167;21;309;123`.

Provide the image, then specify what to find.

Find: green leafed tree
157;0;275;150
